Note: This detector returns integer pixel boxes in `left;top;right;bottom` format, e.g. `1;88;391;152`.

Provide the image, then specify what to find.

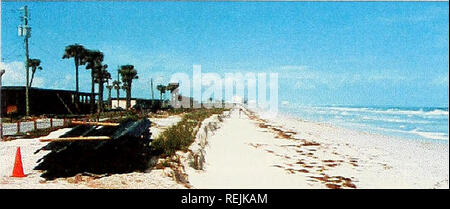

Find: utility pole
19;6;31;116
116;68;120;108
151;78;154;100
1;69;5;140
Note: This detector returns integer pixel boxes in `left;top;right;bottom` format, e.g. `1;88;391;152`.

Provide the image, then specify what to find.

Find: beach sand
186;108;449;189
0;115;185;189
0;128;91;188
1;109;448;189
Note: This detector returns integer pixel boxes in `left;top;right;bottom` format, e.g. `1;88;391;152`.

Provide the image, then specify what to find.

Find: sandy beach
0;108;448;189
187;108;449;189
0;115;186;189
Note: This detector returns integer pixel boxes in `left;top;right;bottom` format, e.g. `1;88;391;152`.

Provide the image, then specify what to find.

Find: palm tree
112;80;121;109
156;84;166;100
121;85;129;107
81;49;104;113
106;80;113;109
94;64;111;113
62;44;87;103
28;58;42;87
166;83;179;92
119;65;138;109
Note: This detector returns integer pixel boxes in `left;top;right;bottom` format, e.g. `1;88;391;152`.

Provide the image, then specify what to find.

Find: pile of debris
34;118;152;180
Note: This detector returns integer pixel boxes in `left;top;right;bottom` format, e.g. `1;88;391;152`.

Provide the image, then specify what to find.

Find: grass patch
101;111;146;123
150;108;226;156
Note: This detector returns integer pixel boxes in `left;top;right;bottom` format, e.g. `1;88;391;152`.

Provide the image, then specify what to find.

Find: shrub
151;108;226;156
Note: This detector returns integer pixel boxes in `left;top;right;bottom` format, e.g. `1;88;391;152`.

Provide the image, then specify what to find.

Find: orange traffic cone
12;147;26;177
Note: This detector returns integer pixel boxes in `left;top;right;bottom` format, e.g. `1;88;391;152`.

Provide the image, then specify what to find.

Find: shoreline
274;106;449;143
261;107;449;144
261;108;449;188
253;108;449;164
187;107;449;189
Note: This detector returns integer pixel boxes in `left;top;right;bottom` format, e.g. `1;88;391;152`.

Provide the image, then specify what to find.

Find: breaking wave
280;105;449;142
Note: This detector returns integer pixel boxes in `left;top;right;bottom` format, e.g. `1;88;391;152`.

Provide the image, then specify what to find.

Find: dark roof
2;86;96;95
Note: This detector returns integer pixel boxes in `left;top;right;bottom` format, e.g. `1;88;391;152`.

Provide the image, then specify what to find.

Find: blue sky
1;1;448;107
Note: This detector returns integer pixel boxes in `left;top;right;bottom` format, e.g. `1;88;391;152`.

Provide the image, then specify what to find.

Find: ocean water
279;105;449;143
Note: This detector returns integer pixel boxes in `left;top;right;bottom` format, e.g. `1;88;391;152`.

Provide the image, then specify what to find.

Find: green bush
151;108;226;156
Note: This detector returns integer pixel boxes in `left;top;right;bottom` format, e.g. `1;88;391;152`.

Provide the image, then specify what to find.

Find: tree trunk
97;82;104;113
126;84;132;109
29;69;35;87
116;89;120;109
108;88;112;109
75;58;79;104
90;70;95;114
74;58;80;113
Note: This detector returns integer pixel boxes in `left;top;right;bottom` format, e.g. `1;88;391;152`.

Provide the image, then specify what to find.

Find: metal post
151;78;154;100
117;69;120;108
17;121;20;134
19;6;31;117
0;69;5;140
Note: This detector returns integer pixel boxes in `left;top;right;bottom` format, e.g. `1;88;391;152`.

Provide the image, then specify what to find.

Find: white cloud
1;61;47;88
0;62;25;86
31;77;45;87
1;61;26;86
52;73;75;90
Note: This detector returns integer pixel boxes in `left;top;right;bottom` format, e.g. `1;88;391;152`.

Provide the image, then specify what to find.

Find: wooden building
1;86;95;117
